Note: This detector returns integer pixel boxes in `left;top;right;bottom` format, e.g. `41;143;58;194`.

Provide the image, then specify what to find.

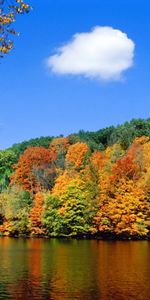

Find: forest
0;118;150;239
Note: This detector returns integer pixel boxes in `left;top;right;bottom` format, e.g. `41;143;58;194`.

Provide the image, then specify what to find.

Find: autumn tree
43;178;95;237
0;185;31;235
0;0;31;56
1;124;150;238
94;138;150;237
94;177;150;237
29;192;45;235
11;147;56;192
49;137;70;171
66;142;89;170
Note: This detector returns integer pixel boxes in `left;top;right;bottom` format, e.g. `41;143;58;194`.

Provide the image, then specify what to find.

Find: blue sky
0;0;150;149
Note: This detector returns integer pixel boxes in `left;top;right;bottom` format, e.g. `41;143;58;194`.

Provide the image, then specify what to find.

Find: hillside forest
0;118;150;238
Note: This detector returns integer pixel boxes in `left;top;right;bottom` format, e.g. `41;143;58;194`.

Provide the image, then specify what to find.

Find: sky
0;0;150;149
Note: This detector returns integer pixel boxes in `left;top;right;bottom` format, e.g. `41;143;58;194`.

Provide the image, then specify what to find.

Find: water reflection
0;238;150;299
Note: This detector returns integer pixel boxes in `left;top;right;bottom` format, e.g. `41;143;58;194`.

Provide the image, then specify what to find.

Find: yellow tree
66;142;89;170
0;0;31;56
94;139;150;237
29;192;45;235
94;178;149;236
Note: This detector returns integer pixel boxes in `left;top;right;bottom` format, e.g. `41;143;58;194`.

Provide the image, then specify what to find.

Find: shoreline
0;232;150;241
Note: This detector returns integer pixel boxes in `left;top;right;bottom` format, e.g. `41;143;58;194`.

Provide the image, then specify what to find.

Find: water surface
0;238;150;299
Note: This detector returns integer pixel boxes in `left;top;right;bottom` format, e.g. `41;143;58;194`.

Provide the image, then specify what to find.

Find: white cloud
47;26;135;81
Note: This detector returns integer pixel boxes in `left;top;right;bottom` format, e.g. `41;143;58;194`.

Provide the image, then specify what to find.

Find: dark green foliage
0;150;17;191
2;118;150;157
9;136;54;157
74;118;150;150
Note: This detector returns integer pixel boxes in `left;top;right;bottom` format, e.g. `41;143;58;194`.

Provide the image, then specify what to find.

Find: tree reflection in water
0;238;150;300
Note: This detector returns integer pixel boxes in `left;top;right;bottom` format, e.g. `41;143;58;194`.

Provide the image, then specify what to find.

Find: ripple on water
0;238;150;300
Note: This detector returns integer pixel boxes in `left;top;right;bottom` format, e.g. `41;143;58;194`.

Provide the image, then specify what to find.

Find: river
0;238;150;299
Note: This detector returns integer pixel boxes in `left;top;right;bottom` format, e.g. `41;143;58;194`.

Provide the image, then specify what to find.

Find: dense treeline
0;118;150;238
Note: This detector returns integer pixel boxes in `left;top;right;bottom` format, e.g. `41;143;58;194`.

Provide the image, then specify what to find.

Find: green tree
0;186;32;235
0;149;17;191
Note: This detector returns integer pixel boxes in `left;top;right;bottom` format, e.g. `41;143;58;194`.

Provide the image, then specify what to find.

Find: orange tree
94;139;150;237
11;147;56;192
